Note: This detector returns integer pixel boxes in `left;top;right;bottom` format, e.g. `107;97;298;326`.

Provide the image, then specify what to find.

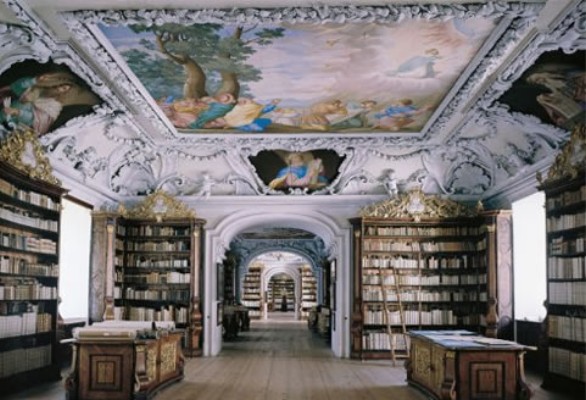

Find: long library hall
0;0;585;399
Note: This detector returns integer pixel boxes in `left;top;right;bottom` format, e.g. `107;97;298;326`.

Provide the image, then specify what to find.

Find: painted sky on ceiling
100;17;497;134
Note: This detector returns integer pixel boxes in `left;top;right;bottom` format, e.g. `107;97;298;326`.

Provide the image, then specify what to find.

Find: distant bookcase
0;151;66;391
350;189;512;360
539;124;585;394
300;265;317;317
92;191;206;357
241;263;262;318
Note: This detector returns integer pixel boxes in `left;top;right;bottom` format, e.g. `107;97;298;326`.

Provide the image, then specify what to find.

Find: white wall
512;191;547;322
58;198;92;320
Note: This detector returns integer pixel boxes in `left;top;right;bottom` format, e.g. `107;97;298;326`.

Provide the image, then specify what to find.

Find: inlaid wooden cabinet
407;330;532;400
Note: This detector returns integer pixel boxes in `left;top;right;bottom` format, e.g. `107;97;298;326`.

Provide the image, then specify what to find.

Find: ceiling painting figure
499;50;585;131
0;61;102;139
249;149;345;194
100;16;497;134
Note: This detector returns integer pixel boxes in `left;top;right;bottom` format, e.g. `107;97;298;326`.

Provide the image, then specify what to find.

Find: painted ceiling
0;0;584;209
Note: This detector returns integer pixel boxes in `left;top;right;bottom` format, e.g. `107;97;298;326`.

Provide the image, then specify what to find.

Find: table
406;330;532;400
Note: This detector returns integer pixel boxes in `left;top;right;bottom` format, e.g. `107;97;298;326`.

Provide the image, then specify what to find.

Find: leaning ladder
379;266;409;366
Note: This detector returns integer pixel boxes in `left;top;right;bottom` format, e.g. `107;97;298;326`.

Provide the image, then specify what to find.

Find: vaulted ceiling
0;0;584;210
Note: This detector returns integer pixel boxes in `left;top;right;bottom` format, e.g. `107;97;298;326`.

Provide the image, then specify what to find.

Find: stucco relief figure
269;152;328;190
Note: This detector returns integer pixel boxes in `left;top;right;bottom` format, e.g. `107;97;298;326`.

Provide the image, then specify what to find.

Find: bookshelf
350;189;511;360
268;273;295;312
241;263;262;318
93;191;206;357
539;124;585;394
300;265;317;318
0;141;66;391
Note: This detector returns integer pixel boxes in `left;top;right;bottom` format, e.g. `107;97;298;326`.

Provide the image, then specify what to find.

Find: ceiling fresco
99;17;498;135
0;0;583;209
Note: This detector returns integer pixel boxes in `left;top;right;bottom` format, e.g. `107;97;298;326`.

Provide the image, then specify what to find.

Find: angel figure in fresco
386;48;441;79
269;152;328;190
373;99;431;131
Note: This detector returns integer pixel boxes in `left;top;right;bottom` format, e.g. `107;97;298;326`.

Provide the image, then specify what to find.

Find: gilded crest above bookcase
0;130;60;186
118;189;195;221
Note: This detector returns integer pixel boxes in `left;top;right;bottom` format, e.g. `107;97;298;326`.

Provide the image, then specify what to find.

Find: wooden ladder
379;266;409;366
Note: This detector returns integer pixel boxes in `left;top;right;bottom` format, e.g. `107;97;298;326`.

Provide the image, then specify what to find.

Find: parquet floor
2;312;580;399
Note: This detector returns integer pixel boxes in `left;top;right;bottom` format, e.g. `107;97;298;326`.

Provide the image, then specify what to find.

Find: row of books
363;240;482;252
549;282;586;306
241;300;260;308
550;235;585;255
0;207;58;232
0;232;57;255
122;287;190;301
365;226;481;237
124;225;191;237
361;255;483;270
548;315;585;343
547;212;586;232
362;289;486;302
118;271;190;284
546;185;586;211
114;306;188;323
362;273;487;286
548;346;586;383
548;258;585;280
364;309;458;326
0;344;51;378
0;310;51;338
0;178;59;211
0;278;57;300
0;256;58;277
123;256;190;268
361;332;409;351
125;240;189;252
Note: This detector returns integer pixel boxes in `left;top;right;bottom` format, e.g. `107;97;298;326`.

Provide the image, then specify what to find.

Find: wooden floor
3;312;580;400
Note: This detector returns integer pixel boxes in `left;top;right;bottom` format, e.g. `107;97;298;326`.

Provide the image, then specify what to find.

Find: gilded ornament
539;123;586;184
119;190;196;221
0;129;61;186
360;188;477;220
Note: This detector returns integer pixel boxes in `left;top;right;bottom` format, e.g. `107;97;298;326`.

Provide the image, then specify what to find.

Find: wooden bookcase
93;191;206;357
539;124;585;394
241;263;262;318
350;189;511;360
300;265;317;318
0;156;65;391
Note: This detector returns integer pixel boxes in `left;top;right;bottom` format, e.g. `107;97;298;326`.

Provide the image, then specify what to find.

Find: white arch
203;208;351;358
262;266;302;320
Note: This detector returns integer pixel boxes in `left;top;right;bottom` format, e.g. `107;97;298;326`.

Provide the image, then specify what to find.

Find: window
512;191;547;322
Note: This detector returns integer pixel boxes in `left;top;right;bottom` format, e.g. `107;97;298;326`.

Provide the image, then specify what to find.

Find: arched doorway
203;209;351;358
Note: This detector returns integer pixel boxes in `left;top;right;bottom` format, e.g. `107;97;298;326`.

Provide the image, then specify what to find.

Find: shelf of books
241;263;262;319
95;191;206;356
538;125;585;394
300;265;317;318
350;189;505;360
0;160;65;391
268;274;295;312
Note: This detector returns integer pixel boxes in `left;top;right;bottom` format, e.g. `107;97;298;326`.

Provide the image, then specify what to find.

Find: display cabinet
350;189;511;360
538;124;585;395
0;133;66;392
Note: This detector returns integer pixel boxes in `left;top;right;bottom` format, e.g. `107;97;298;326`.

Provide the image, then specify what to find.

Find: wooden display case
406;330;532;400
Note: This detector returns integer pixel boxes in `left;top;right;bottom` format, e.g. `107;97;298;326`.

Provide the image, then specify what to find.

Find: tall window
512;191;547;322
58;198;91;320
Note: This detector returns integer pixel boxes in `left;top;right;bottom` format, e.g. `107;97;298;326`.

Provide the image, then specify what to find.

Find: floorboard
2;312;580;399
